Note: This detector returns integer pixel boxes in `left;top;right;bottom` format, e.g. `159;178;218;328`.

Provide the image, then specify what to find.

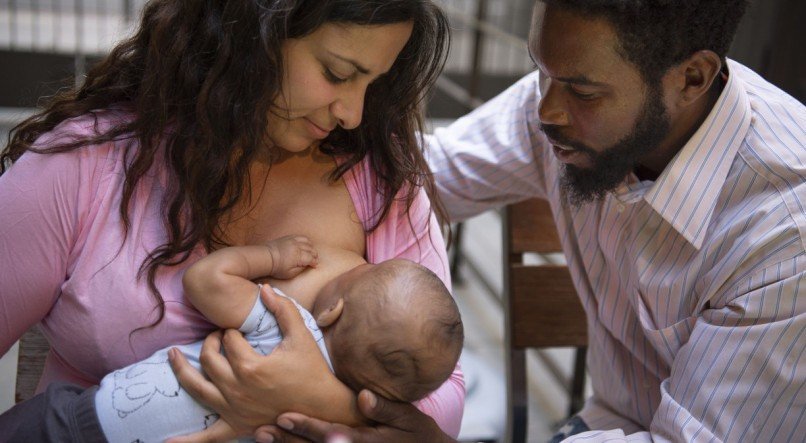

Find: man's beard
541;86;671;207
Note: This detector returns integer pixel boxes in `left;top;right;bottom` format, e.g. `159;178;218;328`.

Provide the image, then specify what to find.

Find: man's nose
537;77;570;127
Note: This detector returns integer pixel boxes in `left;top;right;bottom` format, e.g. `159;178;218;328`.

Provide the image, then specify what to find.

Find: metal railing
1;0;144;54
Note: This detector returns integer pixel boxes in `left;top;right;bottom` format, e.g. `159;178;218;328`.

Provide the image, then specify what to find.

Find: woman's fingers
196;330;238;388
218;328;264;379
165;416;239;443
259;285;309;341
168;347;228;411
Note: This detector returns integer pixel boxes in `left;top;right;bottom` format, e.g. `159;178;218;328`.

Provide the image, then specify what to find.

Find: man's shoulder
730;61;804;191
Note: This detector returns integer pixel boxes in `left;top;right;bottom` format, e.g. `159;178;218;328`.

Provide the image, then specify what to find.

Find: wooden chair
14;325;50;403
503;199;588;443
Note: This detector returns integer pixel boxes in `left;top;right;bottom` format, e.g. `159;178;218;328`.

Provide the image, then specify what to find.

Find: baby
89;235;463;442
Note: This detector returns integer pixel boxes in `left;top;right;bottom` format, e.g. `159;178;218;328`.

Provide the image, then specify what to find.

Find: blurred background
0;0;802;441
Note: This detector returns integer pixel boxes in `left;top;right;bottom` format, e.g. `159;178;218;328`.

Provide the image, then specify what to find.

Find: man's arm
565;267;806;442
182;236;318;329
425;70;549;222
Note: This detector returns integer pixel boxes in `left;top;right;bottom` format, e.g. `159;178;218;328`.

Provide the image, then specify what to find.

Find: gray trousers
0;382;106;443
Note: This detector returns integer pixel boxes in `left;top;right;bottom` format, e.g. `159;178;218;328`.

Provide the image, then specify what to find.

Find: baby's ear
316;298;344;327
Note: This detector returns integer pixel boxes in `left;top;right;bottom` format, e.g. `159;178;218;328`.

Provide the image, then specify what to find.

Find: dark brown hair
544;0;748;83
1;0;449;330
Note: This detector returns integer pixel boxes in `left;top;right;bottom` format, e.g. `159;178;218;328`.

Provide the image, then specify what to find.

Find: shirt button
616;202;626;212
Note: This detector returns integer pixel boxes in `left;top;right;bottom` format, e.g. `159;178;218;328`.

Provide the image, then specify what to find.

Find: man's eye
569;87;596;100
323;68;348;84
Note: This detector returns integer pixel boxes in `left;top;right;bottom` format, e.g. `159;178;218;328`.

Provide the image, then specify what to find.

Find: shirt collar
643;59;752;249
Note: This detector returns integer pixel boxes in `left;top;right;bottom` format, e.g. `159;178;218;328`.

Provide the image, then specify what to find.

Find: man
270;0;804;441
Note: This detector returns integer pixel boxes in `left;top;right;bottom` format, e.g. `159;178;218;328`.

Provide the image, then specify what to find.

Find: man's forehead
527;2;627;85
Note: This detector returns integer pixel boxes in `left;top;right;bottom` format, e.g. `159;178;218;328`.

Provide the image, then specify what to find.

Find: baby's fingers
298;244;319;268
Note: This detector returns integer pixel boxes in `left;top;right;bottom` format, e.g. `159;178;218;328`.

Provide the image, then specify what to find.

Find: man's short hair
545;0;748;83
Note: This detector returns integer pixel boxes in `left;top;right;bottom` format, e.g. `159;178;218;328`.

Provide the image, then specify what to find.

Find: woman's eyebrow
327;50;371;75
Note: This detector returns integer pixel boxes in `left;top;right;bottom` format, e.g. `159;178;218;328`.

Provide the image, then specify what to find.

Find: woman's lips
304;118;331;139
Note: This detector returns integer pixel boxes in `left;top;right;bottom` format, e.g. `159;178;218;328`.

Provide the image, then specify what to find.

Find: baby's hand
266;235;319;279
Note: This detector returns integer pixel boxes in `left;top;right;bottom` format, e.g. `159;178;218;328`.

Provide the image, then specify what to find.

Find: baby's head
312;259;463;402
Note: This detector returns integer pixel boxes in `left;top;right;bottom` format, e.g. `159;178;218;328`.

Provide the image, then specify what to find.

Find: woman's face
266;21;414;153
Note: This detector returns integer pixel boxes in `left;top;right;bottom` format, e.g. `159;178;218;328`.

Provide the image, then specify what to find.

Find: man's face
529;3;671;205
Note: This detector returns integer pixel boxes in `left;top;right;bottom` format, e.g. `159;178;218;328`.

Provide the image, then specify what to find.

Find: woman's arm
0;143;87;354
182;236;318;329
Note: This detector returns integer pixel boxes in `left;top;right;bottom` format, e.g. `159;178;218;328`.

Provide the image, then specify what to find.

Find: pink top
0;111;464;436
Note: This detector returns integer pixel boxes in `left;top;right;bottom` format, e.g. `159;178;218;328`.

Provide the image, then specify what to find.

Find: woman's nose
537;77;570;126
331;85;366;130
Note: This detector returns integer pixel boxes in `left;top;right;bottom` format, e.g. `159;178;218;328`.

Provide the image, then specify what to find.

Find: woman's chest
223;159;366;257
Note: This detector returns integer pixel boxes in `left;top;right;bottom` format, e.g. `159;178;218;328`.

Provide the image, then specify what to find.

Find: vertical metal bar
31;0;39;50
449;222;464;282
53;0;60;52
75;0;86;86
9;0;17;48
468;0;487;101
124;0;133;23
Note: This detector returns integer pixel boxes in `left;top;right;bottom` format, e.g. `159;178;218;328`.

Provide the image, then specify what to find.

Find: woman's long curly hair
1;0;450;330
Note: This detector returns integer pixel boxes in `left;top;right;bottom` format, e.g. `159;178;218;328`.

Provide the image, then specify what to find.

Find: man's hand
266;235;318;279
254;390;457;443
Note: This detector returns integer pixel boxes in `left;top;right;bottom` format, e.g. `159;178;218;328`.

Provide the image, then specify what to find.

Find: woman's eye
323;68;349;84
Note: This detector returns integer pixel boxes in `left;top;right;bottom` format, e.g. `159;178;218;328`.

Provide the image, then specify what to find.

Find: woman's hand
254;390;457;443
167;285;356;441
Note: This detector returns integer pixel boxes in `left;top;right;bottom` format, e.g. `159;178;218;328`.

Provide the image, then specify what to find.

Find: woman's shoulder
342;154;430;225
33;107;133;144
22;108;136;168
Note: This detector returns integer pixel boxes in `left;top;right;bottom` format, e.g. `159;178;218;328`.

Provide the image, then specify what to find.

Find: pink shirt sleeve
346;160;465;437
1;114;214;389
0;121;90;354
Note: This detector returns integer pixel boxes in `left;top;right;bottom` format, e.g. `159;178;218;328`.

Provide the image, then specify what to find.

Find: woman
0;0;461;441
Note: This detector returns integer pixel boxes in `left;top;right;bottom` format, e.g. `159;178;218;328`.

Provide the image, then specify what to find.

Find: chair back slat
509;264;587;348
15;326;49;403
507;199;562;254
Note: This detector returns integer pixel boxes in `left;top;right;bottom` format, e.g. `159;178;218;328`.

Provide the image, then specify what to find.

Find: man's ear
670;49;722;107
316;298;344;327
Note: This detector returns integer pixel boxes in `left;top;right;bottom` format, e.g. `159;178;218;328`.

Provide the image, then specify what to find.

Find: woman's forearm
292;375;367;427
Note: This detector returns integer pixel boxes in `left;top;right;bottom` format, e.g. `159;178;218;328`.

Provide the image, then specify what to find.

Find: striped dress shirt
427;59;805;442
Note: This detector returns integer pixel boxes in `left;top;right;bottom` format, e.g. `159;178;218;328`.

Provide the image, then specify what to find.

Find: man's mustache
539;123;596;156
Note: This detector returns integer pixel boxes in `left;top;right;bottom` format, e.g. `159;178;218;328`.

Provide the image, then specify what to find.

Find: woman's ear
671;49;722;107
316;298;344;327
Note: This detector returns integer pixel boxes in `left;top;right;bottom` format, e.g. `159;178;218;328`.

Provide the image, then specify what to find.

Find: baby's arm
182;235;318;329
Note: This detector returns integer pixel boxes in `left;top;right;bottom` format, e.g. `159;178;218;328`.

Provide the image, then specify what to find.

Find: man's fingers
356;390;418;429
259;285;309;339
168;348;228;411
165;417;239;443
276;412;355;441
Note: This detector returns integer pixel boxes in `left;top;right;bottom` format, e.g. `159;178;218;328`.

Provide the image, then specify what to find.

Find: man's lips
547;137;585;164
